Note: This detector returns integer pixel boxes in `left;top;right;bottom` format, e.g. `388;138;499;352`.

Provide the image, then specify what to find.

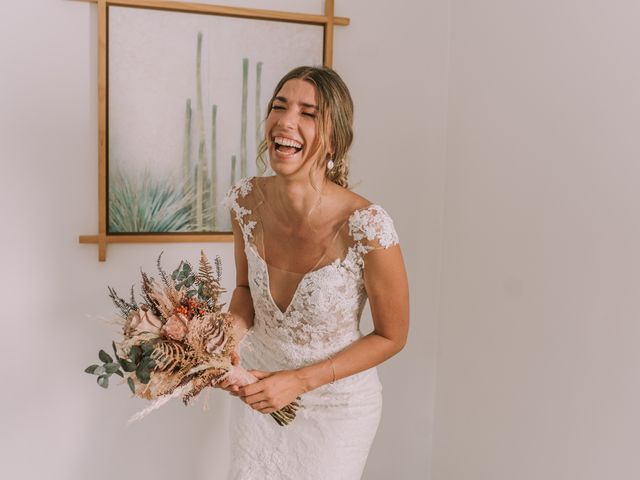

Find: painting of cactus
106;5;323;233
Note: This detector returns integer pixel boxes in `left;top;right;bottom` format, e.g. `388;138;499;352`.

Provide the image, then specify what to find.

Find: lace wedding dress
225;177;399;480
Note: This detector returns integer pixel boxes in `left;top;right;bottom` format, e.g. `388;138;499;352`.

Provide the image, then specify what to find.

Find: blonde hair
257;66;354;188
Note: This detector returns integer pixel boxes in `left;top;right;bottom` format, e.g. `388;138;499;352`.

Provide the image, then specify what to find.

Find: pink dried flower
162;313;189;341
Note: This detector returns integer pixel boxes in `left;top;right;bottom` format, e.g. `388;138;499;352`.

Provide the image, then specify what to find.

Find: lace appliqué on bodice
225;177;399;368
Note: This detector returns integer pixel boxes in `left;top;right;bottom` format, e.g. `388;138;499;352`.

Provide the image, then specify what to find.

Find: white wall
9;1;637;479
336;1;449;478
433;1;640;479
0;1;441;479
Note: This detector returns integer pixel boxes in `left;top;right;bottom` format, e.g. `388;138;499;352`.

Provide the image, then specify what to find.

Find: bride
219;65;409;479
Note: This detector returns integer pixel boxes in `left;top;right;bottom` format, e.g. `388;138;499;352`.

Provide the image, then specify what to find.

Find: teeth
274;136;303;149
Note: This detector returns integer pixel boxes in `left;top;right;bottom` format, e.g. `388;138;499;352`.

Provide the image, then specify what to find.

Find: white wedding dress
225;177;399;480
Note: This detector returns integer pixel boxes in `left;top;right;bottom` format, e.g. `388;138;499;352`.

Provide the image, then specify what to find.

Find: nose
276;108;297;130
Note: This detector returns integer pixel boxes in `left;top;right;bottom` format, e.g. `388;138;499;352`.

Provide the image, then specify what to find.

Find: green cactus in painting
182;98;192;198
177;36;269;231
255;61;265;176
194;31;210;229
240;58;248;179
230;154;237;187
210;105;218;229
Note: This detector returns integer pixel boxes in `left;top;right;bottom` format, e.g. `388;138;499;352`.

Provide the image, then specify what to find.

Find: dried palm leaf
152;341;195;372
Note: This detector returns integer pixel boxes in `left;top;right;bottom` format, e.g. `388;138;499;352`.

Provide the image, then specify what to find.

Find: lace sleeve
224;177;256;241
348;205;400;254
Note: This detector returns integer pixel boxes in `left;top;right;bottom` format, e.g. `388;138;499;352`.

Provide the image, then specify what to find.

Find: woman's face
265;78;324;179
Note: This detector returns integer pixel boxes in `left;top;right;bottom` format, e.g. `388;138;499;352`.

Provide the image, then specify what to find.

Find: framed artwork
78;0;349;260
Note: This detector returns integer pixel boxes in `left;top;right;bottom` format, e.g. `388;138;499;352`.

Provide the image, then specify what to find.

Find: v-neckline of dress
248;177;378;316
247;244;338;316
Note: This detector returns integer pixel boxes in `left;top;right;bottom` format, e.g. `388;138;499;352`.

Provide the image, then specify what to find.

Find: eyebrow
273;96;318;110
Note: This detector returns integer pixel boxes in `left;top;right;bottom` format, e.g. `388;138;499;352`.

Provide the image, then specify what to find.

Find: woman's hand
214;350;242;393
233;370;305;414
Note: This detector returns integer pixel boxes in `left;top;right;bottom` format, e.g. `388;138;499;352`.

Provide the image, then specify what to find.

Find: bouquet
85;250;300;426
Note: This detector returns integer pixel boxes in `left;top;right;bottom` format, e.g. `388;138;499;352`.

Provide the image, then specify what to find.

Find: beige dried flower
128;306;163;334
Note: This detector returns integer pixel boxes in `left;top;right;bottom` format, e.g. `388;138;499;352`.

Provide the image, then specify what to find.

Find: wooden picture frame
78;0;349;260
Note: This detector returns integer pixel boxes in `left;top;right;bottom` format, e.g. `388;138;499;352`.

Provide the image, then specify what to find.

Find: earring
327;158;335;171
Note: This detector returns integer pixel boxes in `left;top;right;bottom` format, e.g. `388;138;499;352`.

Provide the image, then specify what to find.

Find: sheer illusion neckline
248;177;378;315
251;177;373;273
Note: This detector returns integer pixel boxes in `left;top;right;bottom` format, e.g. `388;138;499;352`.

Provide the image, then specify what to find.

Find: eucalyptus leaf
121;360;137;372
136;366;151;384
183;263;191;273
114;370;124;378
127;377;136;393
141;342;155;355
98;350;113;364
84;364;99;375
94;365;106;375
185;277;195;288
129;345;143;363
97;375;109;388
105;363;121;374
139;357;156;370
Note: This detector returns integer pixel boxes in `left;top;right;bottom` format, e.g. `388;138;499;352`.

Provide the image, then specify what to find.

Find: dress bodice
225;177;399;368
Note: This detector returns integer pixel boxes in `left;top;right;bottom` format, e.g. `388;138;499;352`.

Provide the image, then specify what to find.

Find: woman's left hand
232;370;305;414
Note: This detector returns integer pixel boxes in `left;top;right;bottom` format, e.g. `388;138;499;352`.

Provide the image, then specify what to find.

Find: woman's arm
227;213;254;341
235;245;410;413
300;245;409;388
217;214;254;390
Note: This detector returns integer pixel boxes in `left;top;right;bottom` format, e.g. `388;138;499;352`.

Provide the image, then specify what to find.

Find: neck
272;169;328;225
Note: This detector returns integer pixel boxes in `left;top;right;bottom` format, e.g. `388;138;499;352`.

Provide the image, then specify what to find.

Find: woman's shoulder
224;176;264;212
329;185;399;250
325;181;369;212
225;176;255;201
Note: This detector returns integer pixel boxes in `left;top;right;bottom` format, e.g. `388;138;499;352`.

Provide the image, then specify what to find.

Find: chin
269;150;306;177
270;163;303;179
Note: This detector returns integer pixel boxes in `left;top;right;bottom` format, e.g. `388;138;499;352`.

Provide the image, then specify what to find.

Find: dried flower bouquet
85;251;300;426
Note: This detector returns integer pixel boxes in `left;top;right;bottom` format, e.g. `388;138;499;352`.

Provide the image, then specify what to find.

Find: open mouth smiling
273;136;303;154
